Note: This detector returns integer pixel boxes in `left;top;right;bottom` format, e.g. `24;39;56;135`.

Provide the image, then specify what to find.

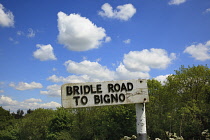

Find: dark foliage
0;65;209;140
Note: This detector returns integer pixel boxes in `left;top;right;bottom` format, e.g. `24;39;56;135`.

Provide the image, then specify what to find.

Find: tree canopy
0;65;209;140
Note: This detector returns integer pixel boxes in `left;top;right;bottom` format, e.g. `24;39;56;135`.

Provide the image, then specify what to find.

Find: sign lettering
61;79;148;108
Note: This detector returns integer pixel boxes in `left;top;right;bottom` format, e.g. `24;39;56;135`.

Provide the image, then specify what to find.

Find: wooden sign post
61;79;149;140
136;103;147;140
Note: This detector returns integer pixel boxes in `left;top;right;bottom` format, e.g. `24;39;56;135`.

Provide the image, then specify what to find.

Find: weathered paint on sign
61;79;148;108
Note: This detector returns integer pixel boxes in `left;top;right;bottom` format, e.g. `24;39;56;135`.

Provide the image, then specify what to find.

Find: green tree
164;65;210;139
90;105;136;140
18;108;55;140
146;79;167;139
27;109;33;114
146;65;210;139
0;107;13;130
0;107;19;140
48;107;75;140
0;121;20;140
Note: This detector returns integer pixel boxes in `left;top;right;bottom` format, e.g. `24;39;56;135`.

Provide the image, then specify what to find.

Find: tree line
0;65;209;140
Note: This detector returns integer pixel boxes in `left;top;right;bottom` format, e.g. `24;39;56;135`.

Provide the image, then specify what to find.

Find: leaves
0;65;210;140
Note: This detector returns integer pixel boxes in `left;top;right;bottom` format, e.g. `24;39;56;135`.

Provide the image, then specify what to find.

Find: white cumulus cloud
57;12;109;51
168;0;186;5
17;30;24;36
24;98;42;103
168;0;187;5
48;48;175;83
0;95;60;113
27;28;35;38
115;63;150;80
9;37;19;44
98;3;136;21
155;74;171;84
64;60;115;81
0;4;14;27
123;48;176;72
184;40;210;61
40;84;61;97
9;82;43;90
0;95;18;106
204;8;210;14
105;36;111;43
50;61;149;83
17;28;36;38
123;39;131;44
47;74;90;83
62;60;149;82
33;44;57;61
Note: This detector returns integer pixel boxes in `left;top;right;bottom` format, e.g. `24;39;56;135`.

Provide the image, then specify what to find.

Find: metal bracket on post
135;101;147;140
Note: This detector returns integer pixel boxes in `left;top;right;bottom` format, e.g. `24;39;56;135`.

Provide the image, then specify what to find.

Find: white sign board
61;79;148;108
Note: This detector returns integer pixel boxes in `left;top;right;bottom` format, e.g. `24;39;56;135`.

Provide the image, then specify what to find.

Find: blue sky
0;0;210;113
